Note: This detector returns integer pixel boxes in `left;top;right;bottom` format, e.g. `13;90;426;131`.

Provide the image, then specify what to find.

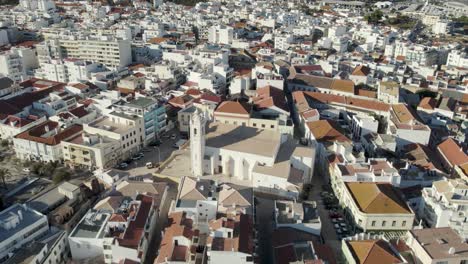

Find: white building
446;50;468;68
13;121;83;162
340;182;414;232
0;47;38;82
190;110;313;198
38;36;132;69
406;227;468;264
274;200;321;236
0;204;49;262
420;178;468;240
208;25;233;45
35;59;104;83
274;34;293;51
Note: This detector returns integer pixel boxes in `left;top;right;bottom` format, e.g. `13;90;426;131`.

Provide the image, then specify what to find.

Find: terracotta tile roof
215;101;251;116
117;194;153;249
168;94;193;108
345;182;413;214
252;85;288;111
351;65;371;76
355;88;377;99
207;214;254;254
306;120;351;143
155;212;195;263
330;79;355;94
1;115;33;128
291;74;333;89
346;97;390;112
410;227;468;260
14;121;83;146
437;138;468;167
185;88;202;96
418;97;437;110
403;143;445;172
199;93;222;103
391;104;418;124
69;105;89;118
346;240;403;264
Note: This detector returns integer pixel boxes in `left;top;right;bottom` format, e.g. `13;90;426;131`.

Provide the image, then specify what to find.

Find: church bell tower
190;109;205;177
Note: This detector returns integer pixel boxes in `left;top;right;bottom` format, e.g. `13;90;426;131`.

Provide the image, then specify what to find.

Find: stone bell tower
190;109;206;177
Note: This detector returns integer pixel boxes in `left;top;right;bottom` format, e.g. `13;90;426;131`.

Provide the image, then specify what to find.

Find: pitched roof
215;101;251;115
306;120;351;143
252;85;288;111
351;65;371;76
345;182;413;214
410;227;468;260
155;212;195;263
330;79;355;94
346;240;403;264
14;121;83;146
437;138;468;167
418;97;437;110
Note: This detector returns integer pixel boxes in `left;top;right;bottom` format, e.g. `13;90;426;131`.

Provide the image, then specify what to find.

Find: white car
23;168;30;172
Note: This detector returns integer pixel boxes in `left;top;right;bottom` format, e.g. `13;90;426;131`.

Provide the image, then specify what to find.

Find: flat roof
70;210;110;239
88;116;132;134
205;122;281;158
126;97;156;108
0;204;46;241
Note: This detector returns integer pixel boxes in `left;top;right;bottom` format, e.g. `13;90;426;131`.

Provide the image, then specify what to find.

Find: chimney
44;125;50;132
448;247;456;255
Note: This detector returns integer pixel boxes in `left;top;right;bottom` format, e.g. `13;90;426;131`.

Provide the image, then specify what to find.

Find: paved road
126;129;181;176
255;195;275;264
309;172;345;263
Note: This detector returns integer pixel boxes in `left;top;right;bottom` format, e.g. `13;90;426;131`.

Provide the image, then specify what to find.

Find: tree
52;169;71;184
365;10;383;24
0;168;10;190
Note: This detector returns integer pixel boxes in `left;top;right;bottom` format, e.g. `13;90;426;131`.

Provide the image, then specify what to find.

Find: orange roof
346;240;403;264
306;120;351;143
351;65;371;76
330;79;355;93
346;182;413;214
418;97;437;110
15;121;82;146
215;101;251;116
437;138;468;167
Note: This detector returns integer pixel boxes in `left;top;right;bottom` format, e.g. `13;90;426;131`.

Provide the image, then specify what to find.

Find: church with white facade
190;110;315;197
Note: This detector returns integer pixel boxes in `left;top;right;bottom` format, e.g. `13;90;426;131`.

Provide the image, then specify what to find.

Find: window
242;122;246;126
392;221;396;227
402;221;406;227
271;125;274;128
261;124;265;128
194;128;197;135
371;221;376;227
382;221;386;227
253;123;257;127
219;156;222;161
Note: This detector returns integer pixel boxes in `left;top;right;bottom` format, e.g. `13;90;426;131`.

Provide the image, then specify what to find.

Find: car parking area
120;129;184;177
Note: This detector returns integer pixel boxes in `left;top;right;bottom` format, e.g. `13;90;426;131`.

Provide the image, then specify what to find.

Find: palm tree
0;168;10;190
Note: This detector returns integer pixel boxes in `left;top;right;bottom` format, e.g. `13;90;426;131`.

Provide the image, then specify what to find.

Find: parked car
146;162;153;169
149;139;162;146
118;163;128;169
22;168;30;172
170;133;177;140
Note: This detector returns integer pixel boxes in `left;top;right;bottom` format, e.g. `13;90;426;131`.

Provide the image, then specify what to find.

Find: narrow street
144;181;178;264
